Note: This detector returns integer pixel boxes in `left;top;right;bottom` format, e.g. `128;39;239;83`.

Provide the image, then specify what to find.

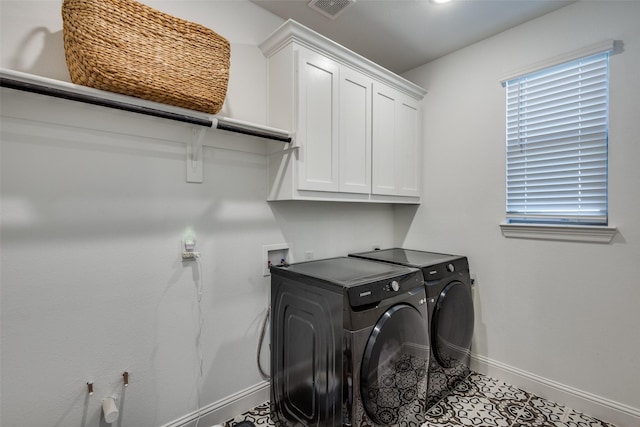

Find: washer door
431;281;474;369
360;304;429;425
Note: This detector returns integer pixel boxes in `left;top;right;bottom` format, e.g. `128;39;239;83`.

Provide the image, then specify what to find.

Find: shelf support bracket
186;127;206;183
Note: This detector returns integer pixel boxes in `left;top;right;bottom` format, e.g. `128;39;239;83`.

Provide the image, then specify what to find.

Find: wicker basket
61;0;230;114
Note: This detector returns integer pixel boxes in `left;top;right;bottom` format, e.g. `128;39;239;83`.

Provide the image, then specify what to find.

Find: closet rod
2;70;292;143
215;119;292;143
0;76;213;127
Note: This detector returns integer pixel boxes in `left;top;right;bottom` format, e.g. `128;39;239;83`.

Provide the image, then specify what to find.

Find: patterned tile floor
224;372;616;427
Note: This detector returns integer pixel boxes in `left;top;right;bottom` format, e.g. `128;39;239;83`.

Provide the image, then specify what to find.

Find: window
505;52;609;226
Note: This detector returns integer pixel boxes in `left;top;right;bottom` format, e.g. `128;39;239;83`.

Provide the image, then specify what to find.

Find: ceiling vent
308;0;355;20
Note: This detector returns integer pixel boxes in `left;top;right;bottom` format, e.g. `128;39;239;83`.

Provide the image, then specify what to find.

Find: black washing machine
350;248;474;408
270;257;430;426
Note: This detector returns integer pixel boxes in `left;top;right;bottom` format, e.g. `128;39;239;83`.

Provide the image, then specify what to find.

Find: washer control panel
385;280;400;292
424;257;469;281
348;273;422;307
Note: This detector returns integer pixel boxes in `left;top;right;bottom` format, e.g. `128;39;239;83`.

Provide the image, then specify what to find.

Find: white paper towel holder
102;396;119;424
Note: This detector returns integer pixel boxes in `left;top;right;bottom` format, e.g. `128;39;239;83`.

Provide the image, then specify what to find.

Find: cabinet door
339;67;372;194
372;82;398;195
372;82;421;197
296;49;340;192
396;95;421;197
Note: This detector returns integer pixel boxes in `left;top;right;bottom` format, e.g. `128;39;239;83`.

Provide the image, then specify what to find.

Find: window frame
499;40;618;243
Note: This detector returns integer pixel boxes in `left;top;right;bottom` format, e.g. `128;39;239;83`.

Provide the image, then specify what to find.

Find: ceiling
251;0;576;74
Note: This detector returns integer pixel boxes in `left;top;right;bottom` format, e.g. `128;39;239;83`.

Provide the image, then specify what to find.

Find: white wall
400;1;640;424
5;1;639;426
0;1;396;426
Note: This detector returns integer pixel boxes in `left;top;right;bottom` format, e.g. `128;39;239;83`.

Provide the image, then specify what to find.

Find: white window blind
505;52;609;225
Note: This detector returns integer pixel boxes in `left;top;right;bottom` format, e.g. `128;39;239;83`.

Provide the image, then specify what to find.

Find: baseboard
160;380;270;427
160;357;640;427
470;354;640;427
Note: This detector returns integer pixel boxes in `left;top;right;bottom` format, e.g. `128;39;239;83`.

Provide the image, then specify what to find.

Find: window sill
499;223;618;243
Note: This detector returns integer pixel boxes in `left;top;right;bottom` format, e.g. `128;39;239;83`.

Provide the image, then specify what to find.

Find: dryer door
431;280;474;369
360;304;429;425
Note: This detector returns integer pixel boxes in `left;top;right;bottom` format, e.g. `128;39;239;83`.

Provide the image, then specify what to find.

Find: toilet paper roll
102;397;119;424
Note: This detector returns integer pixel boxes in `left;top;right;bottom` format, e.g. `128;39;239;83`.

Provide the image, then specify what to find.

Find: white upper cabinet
372;82;421;198
260;20;426;204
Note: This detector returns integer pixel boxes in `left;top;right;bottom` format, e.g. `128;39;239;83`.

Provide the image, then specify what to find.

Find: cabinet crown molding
259;19;427;101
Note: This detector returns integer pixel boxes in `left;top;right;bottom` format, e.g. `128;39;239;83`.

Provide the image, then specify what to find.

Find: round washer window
360;304;429;425
431;281;474;369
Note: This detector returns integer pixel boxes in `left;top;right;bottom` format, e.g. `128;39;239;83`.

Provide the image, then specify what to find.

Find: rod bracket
186;127;206;183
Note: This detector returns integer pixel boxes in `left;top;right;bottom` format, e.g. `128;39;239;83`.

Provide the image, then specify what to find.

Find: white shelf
0;68;292;183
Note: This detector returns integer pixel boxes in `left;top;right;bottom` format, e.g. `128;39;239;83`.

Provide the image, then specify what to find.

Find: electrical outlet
304;251;314;261
181;228;199;262
182;251;200;261
183;228;197;251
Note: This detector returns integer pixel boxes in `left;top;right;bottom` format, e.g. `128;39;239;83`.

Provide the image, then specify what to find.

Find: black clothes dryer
350;248;474;408
270;257;430;427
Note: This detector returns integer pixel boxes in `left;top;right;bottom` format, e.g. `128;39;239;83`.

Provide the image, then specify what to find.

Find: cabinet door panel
340;68;372;194
372;85;397;195
297;50;340;192
396;98;421;197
